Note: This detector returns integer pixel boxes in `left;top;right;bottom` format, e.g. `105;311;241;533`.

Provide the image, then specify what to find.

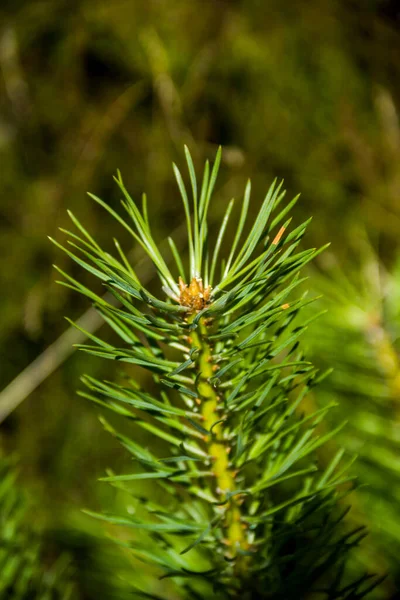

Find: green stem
187;315;249;565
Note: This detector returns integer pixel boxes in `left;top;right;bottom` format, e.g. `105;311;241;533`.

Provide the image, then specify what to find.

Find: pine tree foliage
51;147;381;599
306;243;400;592
0;457;76;600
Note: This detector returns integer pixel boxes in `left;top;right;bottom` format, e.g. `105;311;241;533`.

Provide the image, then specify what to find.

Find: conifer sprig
52;147;380;599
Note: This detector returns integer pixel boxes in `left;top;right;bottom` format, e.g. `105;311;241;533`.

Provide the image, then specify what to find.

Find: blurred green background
1;0;400;597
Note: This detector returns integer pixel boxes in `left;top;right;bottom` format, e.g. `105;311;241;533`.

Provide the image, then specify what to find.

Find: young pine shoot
51;147;380;599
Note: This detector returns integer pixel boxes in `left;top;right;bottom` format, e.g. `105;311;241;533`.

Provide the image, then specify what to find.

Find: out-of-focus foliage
0;456;76;599
0;0;399;597
305;239;400;596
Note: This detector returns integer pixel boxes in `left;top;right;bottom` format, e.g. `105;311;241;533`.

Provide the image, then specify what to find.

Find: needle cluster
51;147;380;599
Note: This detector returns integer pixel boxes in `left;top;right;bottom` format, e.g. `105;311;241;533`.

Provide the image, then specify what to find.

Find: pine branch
52;146;381;599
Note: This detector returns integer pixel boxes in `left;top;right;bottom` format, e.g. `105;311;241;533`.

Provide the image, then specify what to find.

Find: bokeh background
1;0;400;597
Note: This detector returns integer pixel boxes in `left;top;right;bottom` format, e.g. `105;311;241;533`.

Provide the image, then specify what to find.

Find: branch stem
188;316;249;564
